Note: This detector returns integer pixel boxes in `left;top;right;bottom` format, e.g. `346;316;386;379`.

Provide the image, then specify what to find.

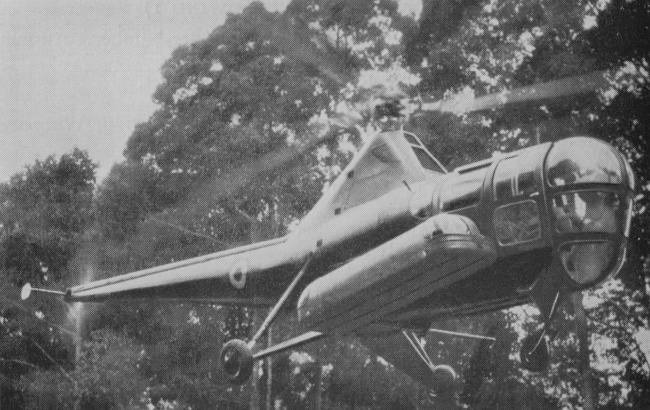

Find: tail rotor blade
21;283;66;300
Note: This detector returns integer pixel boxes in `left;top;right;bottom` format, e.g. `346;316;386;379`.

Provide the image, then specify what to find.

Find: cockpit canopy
546;137;625;187
544;137;634;289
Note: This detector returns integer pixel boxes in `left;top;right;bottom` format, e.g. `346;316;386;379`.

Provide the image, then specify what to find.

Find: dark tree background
1;1;648;409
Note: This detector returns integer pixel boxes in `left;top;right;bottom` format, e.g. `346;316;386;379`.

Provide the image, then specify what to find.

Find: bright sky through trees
0;0;285;182
1;0;419;182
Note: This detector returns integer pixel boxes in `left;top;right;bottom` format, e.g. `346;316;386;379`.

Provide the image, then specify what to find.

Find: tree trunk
249;309;261;410
572;292;596;410
313;359;322;410
249;220;263;410
266;323;273;410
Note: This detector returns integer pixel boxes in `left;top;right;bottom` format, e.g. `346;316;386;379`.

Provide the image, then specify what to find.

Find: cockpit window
546;138;623;186
494;155;538;200
403;132;446;174
552;191;625;234
494;200;541;245
413;147;443;172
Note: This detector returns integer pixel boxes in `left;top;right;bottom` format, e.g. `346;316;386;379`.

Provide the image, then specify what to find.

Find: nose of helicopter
545;137;634;289
559;241;614;285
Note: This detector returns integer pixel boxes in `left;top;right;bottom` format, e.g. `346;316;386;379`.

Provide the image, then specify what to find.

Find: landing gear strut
220;255;313;384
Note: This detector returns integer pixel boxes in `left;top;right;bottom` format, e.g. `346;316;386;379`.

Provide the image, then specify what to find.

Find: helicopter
22;123;635;394
19;11;635;396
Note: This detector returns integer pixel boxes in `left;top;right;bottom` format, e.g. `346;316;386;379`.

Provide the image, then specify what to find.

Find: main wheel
432;365;457;391
422;365;457;405
220;339;254;384
520;331;549;372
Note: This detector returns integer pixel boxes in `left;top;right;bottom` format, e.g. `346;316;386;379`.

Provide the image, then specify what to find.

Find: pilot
547;158;581;186
553;191;618;234
581;191;619;232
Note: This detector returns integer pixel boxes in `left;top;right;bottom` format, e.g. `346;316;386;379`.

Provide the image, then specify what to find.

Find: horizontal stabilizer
253;331;324;360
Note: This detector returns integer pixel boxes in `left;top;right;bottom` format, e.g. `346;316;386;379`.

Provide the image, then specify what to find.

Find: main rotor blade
260;16;354;87
149;111;362;223
138;70;610;237
419;70;609;115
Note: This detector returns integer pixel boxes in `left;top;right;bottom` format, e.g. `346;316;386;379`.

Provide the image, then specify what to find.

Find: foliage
407;0;650;408
3;0;649;409
0;148;96;286
0;149;97;408
21;330;146;410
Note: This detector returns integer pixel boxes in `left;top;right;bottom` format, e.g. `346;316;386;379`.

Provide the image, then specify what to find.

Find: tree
0;148;96;286
20;330;147;410
402;1;650;408
33;1;648;409
0;149;97;408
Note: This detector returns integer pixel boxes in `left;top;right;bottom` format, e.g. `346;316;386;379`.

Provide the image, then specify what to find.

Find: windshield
552;191;625;234
546;138;623;186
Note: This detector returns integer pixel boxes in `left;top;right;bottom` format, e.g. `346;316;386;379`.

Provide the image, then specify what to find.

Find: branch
148;216;231;247
0;358;39;369
28;338;74;383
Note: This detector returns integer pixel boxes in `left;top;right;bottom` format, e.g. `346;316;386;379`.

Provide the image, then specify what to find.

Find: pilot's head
553;191;620;234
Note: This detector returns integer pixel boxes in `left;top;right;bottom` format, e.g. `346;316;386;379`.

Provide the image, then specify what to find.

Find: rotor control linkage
247;254;313;350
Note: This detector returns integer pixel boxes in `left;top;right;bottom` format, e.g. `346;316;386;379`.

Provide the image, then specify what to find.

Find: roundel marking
229;259;248;290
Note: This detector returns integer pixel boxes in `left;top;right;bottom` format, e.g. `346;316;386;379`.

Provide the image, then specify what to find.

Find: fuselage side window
494;200;542;245
403;132;446;174
494;155;538;200
413;147;444;172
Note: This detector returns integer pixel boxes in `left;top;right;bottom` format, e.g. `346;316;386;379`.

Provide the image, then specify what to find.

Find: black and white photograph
1;0;649;408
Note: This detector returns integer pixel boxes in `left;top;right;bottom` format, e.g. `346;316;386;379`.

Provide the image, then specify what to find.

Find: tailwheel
220;339;254;384
220;256;313;385
520;330;549;372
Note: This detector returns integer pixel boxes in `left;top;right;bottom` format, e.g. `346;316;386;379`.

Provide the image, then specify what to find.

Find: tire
432;365;457;391
220;339;254;384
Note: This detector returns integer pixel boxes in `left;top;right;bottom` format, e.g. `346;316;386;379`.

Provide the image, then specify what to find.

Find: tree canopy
1;0;649;408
